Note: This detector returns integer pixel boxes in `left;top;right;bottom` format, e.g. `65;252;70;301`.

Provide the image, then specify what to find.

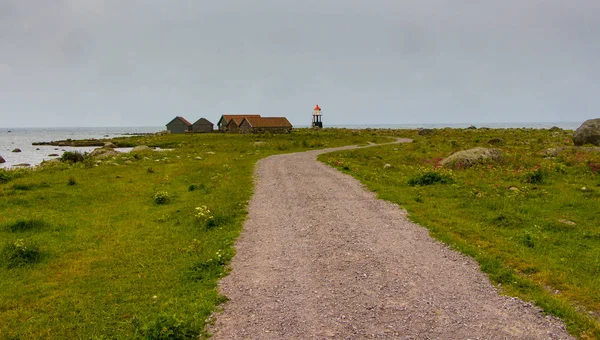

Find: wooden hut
226;118;241;133
192;118;214;133
166;116;192;134
239;117;293;134
217;114;261;132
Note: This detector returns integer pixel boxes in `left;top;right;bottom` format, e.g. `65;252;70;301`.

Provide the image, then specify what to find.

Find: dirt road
210;141;572;339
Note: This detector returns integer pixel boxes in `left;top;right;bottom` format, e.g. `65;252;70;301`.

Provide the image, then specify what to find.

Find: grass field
0;129;393;339
319;127;600;339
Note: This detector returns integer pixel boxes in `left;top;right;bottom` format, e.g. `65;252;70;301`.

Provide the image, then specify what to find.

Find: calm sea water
0;122;581;169
0;127;163;169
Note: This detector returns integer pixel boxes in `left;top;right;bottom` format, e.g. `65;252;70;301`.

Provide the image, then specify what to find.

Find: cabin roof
193;118;213;125
167;116;192;126
220;114;261;124
241;117;292;128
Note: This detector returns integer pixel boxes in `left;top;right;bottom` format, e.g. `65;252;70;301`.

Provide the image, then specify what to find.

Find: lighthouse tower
312;104;323;128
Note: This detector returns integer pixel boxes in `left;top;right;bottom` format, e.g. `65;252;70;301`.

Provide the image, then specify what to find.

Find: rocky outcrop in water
0;155;5;163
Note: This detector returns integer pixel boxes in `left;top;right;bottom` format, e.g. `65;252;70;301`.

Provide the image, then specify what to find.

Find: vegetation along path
211;140;572;339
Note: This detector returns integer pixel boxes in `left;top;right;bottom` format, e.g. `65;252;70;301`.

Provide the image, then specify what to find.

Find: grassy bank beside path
319;128;600;339
0;129;395;338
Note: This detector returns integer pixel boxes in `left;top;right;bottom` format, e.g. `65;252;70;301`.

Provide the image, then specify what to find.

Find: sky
1;0;599;128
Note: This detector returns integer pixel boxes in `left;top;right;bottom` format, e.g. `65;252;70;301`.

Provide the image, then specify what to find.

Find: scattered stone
195;157;203;160
383;164;391;169
573;118;600;146
14;163;30;167
542;146;600;157
467;125;477;129
418;128;434;136
509;186;520;192
48;154;59;157
206;151;216;155
12;148;21;153
558;219;576;226
549;126;562;131
0;155;4;163
487;138;504;145
104;142;117;148
124;160;133;165
36;148;40;150
131;145;152;153
90;147;119;159
441;147;503;168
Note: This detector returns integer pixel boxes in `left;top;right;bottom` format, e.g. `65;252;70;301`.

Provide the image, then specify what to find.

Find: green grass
319;127;600;339
0;129;394;338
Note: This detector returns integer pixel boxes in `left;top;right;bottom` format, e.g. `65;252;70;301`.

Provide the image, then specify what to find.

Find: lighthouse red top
314;104;321;111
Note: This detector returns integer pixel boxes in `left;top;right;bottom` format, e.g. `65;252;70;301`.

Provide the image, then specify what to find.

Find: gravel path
210;141;572;339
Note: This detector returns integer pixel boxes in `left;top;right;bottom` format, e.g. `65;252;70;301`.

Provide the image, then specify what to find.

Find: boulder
90;147;119;159
441;147;503;168
550;126;562;131
467;125;477;130
0;155;5;163
48;153;59;157
12;148;21;153
131;145;152;153
573;118;600;146
104;142;117;148
418;128;434;136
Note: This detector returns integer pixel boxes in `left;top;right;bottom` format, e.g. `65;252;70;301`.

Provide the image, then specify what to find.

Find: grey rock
104;142;117;148
131;145;152;153
383;164;392;169
441;147;503;168
573;118;600;146
90;147;119;159
12;148;21;153
0;155;4;163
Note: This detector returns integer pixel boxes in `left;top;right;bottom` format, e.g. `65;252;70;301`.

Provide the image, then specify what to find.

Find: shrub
408;169;454;186
153;191;169;205
5;219;50;232
0;171;12;183
205;214;232;230
141;313;198;339
523;167;544;184
67;176;77;186
188;184;197;191
2;239;43;268
60;151;85;163
521;233;535;248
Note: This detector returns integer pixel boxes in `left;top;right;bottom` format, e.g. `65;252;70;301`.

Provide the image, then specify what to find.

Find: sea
0;127;163;169
0;122;581;169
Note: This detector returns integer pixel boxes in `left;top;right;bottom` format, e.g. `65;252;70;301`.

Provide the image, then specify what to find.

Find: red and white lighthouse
312;104;323;128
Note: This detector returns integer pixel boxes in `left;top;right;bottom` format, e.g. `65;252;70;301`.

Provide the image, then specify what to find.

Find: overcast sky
1;0;599;127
